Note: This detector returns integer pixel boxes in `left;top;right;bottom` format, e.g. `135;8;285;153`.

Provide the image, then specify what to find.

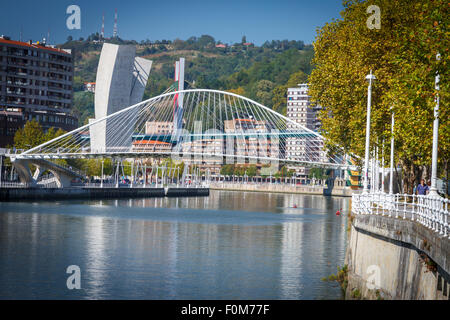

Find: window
7;127;16;136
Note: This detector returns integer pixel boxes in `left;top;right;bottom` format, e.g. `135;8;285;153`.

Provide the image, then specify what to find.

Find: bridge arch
14;89;348;169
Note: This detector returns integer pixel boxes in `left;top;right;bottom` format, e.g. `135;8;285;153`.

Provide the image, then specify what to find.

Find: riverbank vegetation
322;264;349;295
220;164;295;178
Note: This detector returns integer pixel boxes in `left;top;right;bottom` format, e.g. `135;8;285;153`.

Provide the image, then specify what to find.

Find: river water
0;190;350;299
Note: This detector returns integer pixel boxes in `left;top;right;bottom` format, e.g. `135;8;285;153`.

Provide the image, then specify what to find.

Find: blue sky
0;0;343;45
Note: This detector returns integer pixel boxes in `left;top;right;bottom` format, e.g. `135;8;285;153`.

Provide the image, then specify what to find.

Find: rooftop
0;37;71;55
133;140;171;145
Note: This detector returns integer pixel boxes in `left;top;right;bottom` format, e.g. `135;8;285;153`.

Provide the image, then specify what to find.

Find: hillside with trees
59;35;314;124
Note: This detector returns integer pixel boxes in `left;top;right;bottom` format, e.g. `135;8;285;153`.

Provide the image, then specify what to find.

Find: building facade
224;118;277;161
286;83;326;177
0;36;77;147
84;82;95;93
145;121;174;136
132;140;172;153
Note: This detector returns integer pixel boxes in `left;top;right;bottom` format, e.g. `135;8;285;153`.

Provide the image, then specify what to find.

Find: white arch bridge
9;89;356;187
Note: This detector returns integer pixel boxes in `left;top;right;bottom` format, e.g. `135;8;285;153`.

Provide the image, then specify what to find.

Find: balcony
6;90;26;96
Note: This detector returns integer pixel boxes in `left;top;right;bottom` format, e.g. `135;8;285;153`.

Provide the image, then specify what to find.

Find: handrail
352;192;449;239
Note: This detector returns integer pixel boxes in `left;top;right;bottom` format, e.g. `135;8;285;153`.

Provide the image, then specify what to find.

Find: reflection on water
0;190;349;299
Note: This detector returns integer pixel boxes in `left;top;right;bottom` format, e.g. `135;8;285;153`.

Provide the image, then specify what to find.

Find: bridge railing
37;176;59;188
44;161;86;178
0;181;34;188
352;192;449;239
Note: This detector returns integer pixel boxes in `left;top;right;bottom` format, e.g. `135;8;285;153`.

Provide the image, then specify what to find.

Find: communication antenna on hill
113;8;118;38
101;12;105;39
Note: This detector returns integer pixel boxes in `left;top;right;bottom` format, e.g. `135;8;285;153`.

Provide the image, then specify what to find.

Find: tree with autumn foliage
14;120;66;150
309;0;448;193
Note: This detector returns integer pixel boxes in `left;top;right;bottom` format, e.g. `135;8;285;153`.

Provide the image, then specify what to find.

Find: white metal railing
37;176;59;188
352;192;449;239
0;181;33;188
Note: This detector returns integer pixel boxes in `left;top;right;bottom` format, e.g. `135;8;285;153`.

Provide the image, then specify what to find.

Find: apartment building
181;137;224;174
224;118;279;163
0;36;77;147
145;121;174;136
286;83;326;177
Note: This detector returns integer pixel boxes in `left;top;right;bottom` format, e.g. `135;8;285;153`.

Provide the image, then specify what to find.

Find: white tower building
89;43;152;152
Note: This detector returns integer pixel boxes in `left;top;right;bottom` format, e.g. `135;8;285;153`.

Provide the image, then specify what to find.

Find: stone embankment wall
0;187;209;201
210;182;355;197
346;214;450;300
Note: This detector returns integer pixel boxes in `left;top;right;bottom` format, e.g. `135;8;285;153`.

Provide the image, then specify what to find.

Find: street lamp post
100;160;104;188
429;53;441;197
115;159;120;188
363;70;376;193
371;151;375;192
389;107;395;194
143;164;147;188
381;142;385;193
375;146;379;192
131;160;134;188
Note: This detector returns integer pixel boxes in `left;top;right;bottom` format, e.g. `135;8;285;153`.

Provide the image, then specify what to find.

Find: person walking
416;179;429;195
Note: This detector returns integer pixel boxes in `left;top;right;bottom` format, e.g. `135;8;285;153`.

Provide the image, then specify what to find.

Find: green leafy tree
220;164;235;176
275;165;294;178
308;0;448;193
13;121;68;170
234;165;246;176
14;120;45;150
44;127;66;142
72;91;94;125
246;165;258;177
72;76;85;92
309;168;324;180
255;80;275;106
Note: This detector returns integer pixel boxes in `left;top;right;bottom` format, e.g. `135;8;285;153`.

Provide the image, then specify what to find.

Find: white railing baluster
403;195;407;219
395;194;399;218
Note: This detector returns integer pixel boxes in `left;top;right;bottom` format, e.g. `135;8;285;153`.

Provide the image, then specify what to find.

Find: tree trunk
400;159;424;194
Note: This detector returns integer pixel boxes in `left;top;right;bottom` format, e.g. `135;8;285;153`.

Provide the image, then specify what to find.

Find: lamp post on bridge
429;53;441;198
363;70;376;193
115;159;120;188
100;160;104;188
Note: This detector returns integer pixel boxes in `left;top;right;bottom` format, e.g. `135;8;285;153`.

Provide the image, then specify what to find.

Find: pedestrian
416;179;429;195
